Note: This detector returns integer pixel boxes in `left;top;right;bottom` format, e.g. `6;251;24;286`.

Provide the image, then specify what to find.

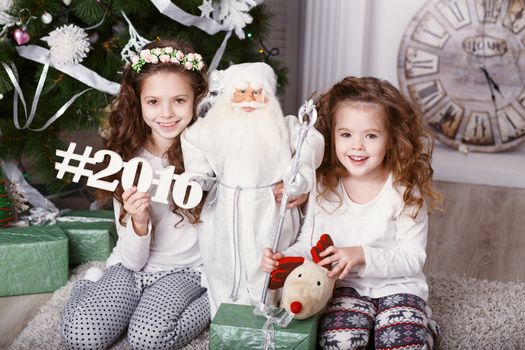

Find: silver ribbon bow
253;302;294;350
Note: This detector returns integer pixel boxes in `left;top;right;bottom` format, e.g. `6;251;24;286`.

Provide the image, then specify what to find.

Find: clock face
398;0;525;152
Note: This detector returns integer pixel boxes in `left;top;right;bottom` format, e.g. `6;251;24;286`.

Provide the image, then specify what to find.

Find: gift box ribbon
254;302;294;350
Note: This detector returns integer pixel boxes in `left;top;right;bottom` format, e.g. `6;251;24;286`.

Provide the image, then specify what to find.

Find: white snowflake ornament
215;0;257;39
199;0;214;18
42;24;90;65
120;11;151;63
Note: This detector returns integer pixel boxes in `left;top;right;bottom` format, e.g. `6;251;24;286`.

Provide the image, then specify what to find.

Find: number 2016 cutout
55;143;203;209
88;151;203;209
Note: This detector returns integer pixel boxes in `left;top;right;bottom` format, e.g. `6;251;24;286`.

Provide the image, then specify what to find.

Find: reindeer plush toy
268;234;336;320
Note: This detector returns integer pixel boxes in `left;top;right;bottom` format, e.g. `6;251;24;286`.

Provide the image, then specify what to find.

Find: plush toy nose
290;301;302;314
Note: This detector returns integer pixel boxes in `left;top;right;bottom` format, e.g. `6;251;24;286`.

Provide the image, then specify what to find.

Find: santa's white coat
181;101;324;316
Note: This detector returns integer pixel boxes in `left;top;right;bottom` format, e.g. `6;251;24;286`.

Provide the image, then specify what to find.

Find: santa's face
231;86;269;113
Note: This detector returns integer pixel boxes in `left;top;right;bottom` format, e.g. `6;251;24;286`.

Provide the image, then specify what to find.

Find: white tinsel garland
42;24;91;65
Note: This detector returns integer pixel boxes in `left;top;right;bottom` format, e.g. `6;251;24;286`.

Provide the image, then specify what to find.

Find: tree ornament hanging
12;27;29;45
11;9;36;45
43;24;90;65
41;12;52;24
62;0;71;6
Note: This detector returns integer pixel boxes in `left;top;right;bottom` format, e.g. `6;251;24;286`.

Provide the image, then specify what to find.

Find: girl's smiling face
140;71;194;153
334;101;389;180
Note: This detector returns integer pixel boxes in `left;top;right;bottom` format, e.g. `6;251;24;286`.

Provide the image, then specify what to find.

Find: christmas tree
0;167;13;227
0;0;286;193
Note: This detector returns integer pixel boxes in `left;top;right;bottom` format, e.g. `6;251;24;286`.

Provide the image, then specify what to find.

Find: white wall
365;0;426;82
297;0;525;188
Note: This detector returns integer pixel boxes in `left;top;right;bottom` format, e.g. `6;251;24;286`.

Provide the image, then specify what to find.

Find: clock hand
471;50;503;98
479;65;503;96
479;65;498;111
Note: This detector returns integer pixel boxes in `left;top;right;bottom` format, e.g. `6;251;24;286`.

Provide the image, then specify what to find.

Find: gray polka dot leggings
61;264;210;350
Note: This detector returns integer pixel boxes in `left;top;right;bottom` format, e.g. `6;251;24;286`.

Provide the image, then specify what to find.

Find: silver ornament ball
41;12;53;24
63;0;72;5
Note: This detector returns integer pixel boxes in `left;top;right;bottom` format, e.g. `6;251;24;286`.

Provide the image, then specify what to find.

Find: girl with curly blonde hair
262;76;441;349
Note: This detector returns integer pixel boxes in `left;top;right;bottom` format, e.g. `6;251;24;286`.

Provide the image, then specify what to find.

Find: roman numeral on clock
497;105;525;142
462;111;494;145
408;80;446;111
405;47;439;78
475;0;503;23
437;0;471;29
428;100;464;138
412;13;450;48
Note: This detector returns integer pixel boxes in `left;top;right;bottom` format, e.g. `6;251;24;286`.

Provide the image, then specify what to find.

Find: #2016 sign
55;142;203;208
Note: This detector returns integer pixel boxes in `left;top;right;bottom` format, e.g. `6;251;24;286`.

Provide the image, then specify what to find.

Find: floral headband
131;47;204;73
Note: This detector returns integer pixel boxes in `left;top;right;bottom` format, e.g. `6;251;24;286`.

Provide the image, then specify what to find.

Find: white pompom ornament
41;12;53;24
42;24;90;65
62;0;72;6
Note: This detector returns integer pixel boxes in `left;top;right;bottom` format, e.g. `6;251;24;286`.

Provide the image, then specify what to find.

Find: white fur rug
8;262;525;349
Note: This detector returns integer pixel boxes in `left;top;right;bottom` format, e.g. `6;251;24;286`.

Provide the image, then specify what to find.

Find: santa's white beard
203;98;292;186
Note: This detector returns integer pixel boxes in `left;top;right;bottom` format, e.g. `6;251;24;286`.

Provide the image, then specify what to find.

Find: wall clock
398;0;525;152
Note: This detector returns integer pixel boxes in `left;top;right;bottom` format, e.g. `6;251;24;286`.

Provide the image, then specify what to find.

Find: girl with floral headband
61;39;209;350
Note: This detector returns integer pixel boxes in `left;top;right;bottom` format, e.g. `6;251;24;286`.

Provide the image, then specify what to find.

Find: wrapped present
209;303;319;349
0;225;68;296
57;210;117;265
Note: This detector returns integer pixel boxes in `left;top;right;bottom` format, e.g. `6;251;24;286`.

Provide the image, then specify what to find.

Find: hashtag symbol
55;142;94;183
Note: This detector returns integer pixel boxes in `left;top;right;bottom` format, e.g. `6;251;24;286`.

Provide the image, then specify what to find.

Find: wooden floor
1;180;525;348
425;181;525;282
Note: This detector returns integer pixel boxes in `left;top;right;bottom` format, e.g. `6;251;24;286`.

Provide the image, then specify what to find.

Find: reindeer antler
310;234;334;271
269;256;305;290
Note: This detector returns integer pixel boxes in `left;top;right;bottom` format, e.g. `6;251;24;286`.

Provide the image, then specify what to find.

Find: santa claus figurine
181;62;324;316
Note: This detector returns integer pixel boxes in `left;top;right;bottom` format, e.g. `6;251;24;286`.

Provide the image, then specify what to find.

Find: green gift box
58;210;117;265
0;225;68;297
209;303;319;349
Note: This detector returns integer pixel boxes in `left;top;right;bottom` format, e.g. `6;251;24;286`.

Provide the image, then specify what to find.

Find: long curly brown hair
96;39;208;225
315;76;441;216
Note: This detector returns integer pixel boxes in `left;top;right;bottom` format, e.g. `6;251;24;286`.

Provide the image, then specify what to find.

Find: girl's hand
273;182;309;209
318;246;365;279
122;187;150;236
261;248;284;272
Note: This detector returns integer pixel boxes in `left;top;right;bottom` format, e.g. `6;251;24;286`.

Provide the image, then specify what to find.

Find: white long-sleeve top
106;149;203;273
283;174;429;301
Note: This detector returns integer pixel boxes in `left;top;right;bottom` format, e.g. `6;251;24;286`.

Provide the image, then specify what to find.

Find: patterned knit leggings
319;287;437;350
61;264;210;350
